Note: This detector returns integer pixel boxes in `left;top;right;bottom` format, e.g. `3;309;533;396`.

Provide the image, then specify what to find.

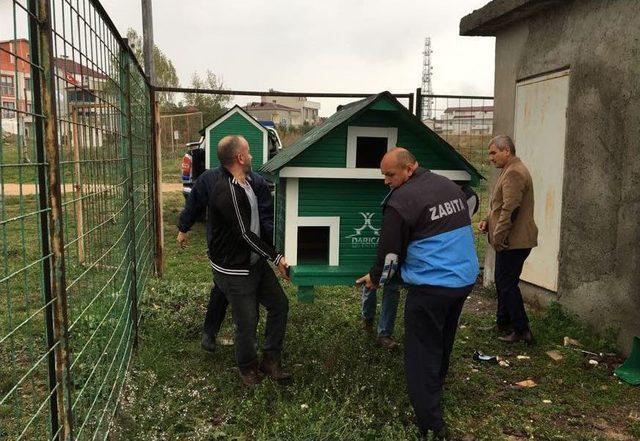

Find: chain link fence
0;0;156;439
420;93;494;264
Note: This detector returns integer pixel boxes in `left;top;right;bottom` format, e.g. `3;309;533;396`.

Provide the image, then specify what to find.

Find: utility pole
141;0;155;82
141;0;164;277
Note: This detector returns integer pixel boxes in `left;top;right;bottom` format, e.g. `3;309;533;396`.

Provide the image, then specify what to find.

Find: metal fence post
120;45;139;347
150;91;164;277
36;0;74;438
27;0;60;438
408;93;414;116
416;87;422;120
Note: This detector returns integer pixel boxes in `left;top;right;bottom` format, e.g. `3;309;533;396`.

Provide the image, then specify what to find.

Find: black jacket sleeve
250;172;274;241
177;172;210;233
369;206;408;285
218;177;283;265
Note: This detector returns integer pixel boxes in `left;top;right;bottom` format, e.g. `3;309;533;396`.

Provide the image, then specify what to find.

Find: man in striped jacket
178;135;290;386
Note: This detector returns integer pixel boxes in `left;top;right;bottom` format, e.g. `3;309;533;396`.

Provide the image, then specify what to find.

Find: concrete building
0;39;32;135
461;0;640;353
261;93;321;125
1;39;107;146
244;101;302;127
439;105;494;135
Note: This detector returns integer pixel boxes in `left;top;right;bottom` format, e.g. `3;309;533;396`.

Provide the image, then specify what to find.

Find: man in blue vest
357;147;479;440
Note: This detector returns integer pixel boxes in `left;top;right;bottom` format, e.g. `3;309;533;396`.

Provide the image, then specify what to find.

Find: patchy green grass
0;189;155;439
110;193;639;440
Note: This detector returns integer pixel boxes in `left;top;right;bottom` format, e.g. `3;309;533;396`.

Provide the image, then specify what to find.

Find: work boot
259;352;292;384
432;425;449;440
420;425;449;441
498;329;535;346
479;323;512;334
239;360;262;387
376;336;400;350
200;333;216;353
362;319;374;336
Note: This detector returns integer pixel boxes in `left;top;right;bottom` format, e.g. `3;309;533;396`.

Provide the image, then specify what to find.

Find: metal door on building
514;70;570;292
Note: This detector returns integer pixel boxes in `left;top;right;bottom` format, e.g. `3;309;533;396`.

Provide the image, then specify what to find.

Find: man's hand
478;220;488;234
177;231;188;248
277;256;290;281
356;273;377;290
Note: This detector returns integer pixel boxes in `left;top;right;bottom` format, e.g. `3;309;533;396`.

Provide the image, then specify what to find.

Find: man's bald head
380;147;418;189
382;147;417;168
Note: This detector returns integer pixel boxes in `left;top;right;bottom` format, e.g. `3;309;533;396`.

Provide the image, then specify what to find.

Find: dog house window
297;226;329;265
346;126;398;168
355;137;388;168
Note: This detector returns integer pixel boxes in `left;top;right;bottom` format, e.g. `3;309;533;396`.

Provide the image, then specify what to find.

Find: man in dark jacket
357;148;479;440
177;135;290;386
178;163;274;354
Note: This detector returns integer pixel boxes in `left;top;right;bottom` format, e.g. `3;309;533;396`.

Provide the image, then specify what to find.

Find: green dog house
259;92;483;301
199;105;271;169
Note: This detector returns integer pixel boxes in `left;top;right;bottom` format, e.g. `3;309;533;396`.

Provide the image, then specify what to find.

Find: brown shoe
362;319;374;335
259;352;292;384
239;360;263;387
498;329;535;346
376;336;400;350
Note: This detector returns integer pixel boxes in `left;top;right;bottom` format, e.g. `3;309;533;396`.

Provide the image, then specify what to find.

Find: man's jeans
212;259;288;372
361;276;401;337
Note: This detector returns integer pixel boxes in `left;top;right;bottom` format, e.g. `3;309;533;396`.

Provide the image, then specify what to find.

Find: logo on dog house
259;91;483;301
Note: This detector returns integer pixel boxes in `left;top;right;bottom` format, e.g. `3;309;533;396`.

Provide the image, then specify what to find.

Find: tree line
127;29;231;123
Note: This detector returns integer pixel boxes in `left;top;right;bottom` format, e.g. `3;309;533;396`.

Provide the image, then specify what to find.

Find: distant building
0;39;32;135
244;102;302;127
1;39;107;144
261;93;321;126
435;105;493;135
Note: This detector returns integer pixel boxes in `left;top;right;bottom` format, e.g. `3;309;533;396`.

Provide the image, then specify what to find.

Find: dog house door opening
355;137;387;168
297;226;330;265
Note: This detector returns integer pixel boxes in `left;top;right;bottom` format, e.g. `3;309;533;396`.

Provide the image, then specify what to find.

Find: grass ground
110;192;640;440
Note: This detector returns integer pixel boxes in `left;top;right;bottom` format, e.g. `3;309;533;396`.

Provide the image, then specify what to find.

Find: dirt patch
2;182;184;196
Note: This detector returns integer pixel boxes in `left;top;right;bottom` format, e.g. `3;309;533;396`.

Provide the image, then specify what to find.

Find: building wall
207;112;264;167
1;40;33;135
262;95;320;124
489;0;640;352
245;107;302;127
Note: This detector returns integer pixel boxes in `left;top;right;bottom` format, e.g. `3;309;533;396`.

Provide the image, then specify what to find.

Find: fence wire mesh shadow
1;0;156;439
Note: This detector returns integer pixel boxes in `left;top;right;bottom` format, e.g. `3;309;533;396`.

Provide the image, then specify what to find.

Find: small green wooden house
259;91;482;301
200;105;270;169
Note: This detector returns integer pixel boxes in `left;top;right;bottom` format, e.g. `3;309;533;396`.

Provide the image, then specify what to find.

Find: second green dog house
259;91;483;300
199;105;281;169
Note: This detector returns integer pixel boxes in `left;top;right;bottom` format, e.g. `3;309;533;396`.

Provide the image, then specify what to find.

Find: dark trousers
203;284;227;338
404;284;472;435
212;259;288;372
495;248;531;333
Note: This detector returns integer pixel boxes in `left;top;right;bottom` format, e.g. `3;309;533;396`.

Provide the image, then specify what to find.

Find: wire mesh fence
0;0;156;439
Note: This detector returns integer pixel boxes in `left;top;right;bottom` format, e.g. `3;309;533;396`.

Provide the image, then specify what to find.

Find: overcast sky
2;0;495;116
103;0;495;114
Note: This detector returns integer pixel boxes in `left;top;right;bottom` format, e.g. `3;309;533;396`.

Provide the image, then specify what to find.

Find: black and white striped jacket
202;167;282;275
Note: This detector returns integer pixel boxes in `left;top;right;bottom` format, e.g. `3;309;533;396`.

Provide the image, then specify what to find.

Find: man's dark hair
217;135;246;166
